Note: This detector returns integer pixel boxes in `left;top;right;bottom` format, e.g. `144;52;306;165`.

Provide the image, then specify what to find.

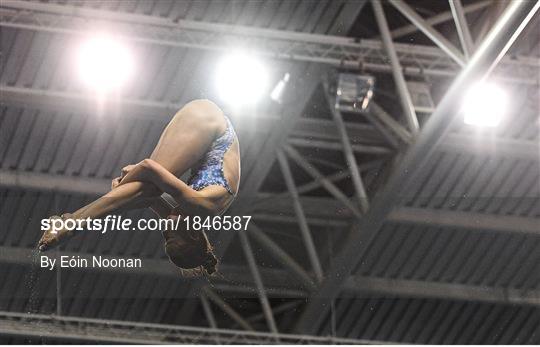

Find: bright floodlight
463;82;508;127
215;52;269;106
78;36;134;92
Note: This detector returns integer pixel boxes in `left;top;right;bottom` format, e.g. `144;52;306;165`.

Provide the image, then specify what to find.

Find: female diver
37;99;240;275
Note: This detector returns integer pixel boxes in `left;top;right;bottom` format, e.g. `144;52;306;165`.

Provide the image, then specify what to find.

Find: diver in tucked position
38;99;240;275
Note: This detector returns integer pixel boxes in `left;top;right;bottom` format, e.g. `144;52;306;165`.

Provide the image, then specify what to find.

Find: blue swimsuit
188;116;237;195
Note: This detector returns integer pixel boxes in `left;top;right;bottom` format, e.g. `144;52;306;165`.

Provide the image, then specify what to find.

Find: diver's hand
121;164;136;177
112;164;137;189
111;176;122;189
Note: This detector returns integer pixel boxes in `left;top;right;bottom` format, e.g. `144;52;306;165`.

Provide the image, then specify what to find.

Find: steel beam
284;145;362;218
297;133;540;161
0;85;386;146
370;103;413;144
389;207;540;236
238;228;279;333
363;112;401;149
1;86;535;161
371;0;420;135
0;0;363;47
277;150;324;283
391;0;491;39
287;138;392;155
323;83;370;213
202;287;254;332
0;169;111;195
248;223;316;291
246;301;302;324
0;311;379;344
253;196;540;236
389;0;467;66
449;0;475;58
345;277;540;306
441;133;539;160
1;171;538;236
1;247;538;306
1;1;538;84
274;159;385;199
199;294;223;347
173;0;370;322
295;0;540;334
200;294;218;329
475;0;508;47
252;213;348;228
0;246;302;298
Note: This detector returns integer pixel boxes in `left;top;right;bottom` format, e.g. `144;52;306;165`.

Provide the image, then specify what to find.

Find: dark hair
164;229;219;277
177;253;218;278
202;250;218;275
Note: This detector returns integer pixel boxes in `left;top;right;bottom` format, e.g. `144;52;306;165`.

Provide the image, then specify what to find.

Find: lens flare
463;82;508;127
215;52;269;106
78;36;134;92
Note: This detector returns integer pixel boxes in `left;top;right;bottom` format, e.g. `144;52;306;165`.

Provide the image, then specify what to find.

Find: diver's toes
37;235;52;251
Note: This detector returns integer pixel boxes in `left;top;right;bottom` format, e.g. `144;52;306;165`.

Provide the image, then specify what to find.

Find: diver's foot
37;213;75;252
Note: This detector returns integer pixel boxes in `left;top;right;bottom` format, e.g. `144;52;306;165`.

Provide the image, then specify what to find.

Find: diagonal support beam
370;103;413;144
389;0;467;66
277;150;324;283
391;0;491;39
245;301;302;325
202;287;254;332
474;1;509;47
294;0;540;334
190;1;370;324
232;0;369;203
248;223;316;291
323;83;370;213
200;294;219;329
371;0;420;135
284;145;361;218
449;0;475;58
238;228;278;334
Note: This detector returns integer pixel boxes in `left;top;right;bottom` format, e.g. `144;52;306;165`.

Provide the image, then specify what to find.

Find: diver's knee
181;99;224;131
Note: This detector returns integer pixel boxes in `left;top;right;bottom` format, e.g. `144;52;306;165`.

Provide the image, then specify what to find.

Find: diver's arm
117;159;221;216
112;169;171;218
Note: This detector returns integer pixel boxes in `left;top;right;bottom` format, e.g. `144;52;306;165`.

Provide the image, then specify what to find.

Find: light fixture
335;73;375;112
462;81;508;127
215;52;269;106
270;72;290;104
78;35;134;92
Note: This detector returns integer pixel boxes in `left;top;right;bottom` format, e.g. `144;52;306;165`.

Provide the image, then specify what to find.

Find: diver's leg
39;100;225;250
38;181;161;251
75;98;226;222
72;99;226;220
150;99;226;176
71;181;160;219
38;100;224;250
